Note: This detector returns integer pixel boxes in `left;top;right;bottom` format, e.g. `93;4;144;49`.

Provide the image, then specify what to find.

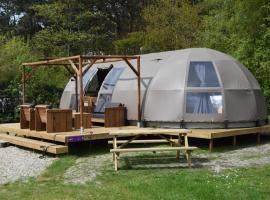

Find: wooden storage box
73;112;92;129
104;106;126;127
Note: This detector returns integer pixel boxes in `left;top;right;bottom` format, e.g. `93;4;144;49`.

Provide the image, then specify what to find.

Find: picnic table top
109;128;191;136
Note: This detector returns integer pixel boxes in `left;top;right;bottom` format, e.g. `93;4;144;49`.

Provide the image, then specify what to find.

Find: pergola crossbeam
22;54;142;132
68;59;79;75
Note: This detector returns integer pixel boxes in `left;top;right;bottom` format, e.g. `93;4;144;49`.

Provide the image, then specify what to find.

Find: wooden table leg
113;136;117;161
113;136;118;171
176;134;181;159
184;134;190;165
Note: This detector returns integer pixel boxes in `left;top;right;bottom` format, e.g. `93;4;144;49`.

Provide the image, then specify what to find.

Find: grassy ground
0;142;270;200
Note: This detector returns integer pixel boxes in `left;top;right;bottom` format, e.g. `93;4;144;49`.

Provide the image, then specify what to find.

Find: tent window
187;61;220;87
186;92;222;114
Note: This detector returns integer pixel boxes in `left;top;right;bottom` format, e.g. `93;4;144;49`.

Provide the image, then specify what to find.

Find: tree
142;0;201;52
32;0;116;56
0;36;37;86
0;36;38;123
198;0;270;112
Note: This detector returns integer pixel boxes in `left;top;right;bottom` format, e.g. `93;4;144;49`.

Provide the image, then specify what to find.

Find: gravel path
195;143;270;173
0;146;57;185
64;154;111;184
2;143;270;185
63;143;270;184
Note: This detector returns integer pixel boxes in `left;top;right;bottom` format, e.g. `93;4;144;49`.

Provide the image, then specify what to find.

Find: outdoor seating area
21;104;75;133
20;102;126;133
108;129;197;171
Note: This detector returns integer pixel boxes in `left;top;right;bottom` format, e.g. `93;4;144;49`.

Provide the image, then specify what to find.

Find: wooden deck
189;124;270;152
188;124;270;139
0;123;269;153
0;123;189;144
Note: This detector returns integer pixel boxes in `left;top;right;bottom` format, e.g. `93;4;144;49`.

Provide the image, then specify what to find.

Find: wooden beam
82;59;97;76
108;139;179;144
75;74;79;112
0;134;68;154
118;135;141;149
123;58;139;77
64;65;76;78
78;56;84;133
22;55;80;66
22;66;26;103
110;146;197;153
81;55;138;60
109;129;190;136
137;56;141;123
25;67;38;81
68;59;79;75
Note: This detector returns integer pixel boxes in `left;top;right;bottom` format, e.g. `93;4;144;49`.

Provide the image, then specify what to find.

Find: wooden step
0;134;68;154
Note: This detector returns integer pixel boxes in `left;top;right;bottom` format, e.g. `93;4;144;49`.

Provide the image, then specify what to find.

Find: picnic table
108;129;197;171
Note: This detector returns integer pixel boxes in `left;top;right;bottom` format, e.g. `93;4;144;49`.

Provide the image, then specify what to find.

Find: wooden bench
110;146;197;170
109;129;197;171
35;105;72;133
20;104;35;130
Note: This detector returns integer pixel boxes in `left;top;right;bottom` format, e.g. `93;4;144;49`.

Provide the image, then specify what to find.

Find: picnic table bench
108;129;197;171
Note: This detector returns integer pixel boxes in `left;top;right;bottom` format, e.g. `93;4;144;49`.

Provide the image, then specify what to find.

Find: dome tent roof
60;48;267;128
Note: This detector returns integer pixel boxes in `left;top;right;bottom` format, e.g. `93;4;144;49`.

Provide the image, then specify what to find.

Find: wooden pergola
22;55;141;133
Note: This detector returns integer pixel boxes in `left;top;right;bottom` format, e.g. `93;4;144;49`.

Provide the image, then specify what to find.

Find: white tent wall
60;48;268;128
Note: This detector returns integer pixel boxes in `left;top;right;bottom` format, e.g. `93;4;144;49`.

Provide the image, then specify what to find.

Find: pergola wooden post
22;54;142;133
137;56;141;123
22;66;26;104
78;55;84;133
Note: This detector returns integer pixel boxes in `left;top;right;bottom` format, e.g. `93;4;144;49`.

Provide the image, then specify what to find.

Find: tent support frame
22;55;142;133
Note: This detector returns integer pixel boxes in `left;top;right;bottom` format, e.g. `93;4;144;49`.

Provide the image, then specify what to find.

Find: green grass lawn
0;145;270;200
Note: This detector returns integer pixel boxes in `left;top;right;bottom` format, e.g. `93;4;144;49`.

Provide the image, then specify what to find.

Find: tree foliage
142;0;201;52
199;0;270;111
0;0;269;122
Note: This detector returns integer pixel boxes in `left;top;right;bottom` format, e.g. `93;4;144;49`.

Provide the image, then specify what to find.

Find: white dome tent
60;48;267;128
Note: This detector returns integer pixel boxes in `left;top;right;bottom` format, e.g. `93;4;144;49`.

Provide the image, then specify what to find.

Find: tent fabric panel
253;89;267;120
214;60;251;89
149;60;187;90
144;90;184;121
236;61;260;89
112;90;138;120
225;90;257;121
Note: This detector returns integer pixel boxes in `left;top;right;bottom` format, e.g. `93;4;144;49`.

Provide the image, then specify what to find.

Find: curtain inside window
194;64;206;87
193;93;214;113
187;61;220;87
186;92;222;114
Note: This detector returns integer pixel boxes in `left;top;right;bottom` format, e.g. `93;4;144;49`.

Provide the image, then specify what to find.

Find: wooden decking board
0;134;68;154
0;123;269;144
188;124;270;139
